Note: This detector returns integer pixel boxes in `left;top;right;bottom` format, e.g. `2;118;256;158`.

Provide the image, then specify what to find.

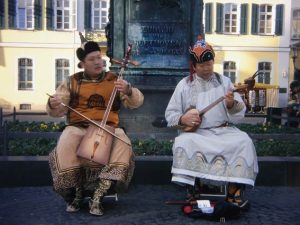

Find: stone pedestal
108;0;204;138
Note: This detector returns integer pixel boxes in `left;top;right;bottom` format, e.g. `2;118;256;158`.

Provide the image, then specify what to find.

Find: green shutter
0;0;5;28
240;4;248;34
46;0;54;30
275;4;284;35
216;3;223;33
84;0;92;30
8;0;16;28
205;3;212;33
251;4;258;34
34;0;42;30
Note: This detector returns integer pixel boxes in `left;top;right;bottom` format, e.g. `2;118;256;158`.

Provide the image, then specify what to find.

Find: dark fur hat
76;41;101;61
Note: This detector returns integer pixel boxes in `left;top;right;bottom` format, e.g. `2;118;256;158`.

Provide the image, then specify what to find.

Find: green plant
2;121;300;156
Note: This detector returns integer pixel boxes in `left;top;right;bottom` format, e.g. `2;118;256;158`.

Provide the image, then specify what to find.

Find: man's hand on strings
180;108;202;127
115;79;132;96
225;90;235;109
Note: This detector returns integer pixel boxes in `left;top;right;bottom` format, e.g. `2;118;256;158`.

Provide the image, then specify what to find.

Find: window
258;62;271;84
20;104;31;110
55;59;69;88
92;0;109;30
18;58;33;90
17;0;34;29
292;9;300;39
223;61;236;83
252;4;283;35
56;0;70;29
258;4;272;34
224;3;237;33
54;0;75;30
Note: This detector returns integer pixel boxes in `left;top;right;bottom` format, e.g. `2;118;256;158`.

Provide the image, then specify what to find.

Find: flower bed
2;121;300;156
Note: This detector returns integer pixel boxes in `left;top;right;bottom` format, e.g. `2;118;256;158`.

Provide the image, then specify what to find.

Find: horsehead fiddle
182;70;260;132
47;43;139;165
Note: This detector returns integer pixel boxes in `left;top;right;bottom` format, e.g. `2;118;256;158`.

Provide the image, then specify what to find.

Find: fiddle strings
101;66;125;126
100;44;132;126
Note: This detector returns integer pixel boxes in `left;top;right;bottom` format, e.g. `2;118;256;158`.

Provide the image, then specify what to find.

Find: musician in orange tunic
47;41;144;216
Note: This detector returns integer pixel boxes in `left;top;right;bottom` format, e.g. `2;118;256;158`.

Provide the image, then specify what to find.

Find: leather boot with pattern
89;179;112;216
226;183;250;211
66;187;83;213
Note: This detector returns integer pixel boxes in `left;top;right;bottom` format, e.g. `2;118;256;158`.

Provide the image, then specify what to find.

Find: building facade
203;0;299;108
0;0;299;112
0;0;110;112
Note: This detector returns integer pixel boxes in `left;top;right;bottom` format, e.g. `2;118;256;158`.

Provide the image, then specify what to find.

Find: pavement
1;184;300;225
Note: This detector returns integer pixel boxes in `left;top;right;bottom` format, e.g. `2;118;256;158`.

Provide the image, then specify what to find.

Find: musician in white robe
165;36;258;209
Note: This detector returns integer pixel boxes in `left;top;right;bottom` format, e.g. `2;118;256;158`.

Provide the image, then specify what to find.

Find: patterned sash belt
200;121;229;129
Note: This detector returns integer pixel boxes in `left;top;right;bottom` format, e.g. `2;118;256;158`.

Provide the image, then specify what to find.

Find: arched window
223;61;236;83
18;58;33;90
55;59;70;88
258;62;271;84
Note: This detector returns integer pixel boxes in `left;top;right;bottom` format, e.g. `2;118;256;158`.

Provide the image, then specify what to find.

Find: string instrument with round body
75;43;136;165
182;84;249;132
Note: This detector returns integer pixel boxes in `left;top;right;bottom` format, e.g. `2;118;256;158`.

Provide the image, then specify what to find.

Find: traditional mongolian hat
189;35;215;64
76;32;101;68
189;35;215;81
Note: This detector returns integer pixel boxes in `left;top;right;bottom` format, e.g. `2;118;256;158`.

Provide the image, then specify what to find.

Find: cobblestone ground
0;185;300;225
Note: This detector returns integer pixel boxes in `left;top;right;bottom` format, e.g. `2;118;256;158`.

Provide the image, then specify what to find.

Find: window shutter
205;3;212;33
275;4;284;35
46;0;54;30
34;0;42;30
8;0;16;28
216;3;223;33
251;4;258;34
240;4;248;34
0;0;4;28
84;0;92;30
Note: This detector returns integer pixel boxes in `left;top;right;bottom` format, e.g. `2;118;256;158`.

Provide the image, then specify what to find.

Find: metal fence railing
1;107;300;156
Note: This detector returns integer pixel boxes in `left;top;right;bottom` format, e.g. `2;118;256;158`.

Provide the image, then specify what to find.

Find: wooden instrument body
75;44;134;165
77;124;115;165
182;84;248;132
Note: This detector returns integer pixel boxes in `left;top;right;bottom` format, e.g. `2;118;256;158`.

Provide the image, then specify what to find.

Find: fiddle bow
47;43;138;165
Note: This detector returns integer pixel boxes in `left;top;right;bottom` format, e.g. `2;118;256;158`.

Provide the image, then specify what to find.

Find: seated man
165;36;259;209
47;40;144;216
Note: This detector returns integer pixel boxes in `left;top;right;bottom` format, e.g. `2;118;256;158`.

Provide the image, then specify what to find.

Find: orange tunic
68;72;120;127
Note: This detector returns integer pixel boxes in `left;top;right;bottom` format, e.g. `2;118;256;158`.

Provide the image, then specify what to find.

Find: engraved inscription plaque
126;0;190;68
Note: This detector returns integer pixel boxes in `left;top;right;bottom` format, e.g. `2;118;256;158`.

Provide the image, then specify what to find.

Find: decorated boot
226;183;250;211
66;187;83;213
89;179;112;216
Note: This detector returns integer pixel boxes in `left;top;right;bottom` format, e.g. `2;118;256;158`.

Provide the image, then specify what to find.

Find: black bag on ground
182;200;241;221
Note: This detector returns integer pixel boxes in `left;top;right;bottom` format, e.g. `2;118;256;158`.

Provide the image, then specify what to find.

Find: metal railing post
13;107;16;122
0;107;2;126
3;121;8;156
